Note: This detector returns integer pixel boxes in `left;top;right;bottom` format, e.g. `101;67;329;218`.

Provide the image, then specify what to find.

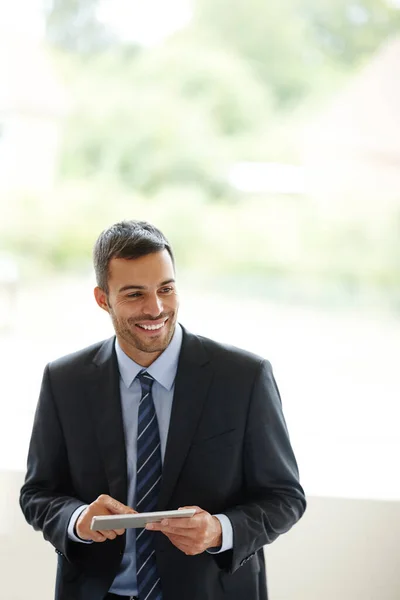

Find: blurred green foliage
3;183;399;311
195;0;400;103
59;35;274;199
2;0;399;311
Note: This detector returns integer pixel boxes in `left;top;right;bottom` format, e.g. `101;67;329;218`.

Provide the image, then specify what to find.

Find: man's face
94;250;179;366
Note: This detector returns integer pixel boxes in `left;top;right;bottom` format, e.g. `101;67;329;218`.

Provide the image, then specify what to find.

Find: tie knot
137;371;154;390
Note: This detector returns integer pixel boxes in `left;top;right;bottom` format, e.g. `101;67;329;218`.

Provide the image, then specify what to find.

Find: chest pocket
190;428;241;456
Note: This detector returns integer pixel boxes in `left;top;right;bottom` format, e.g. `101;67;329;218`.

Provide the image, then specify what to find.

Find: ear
94;287;110;313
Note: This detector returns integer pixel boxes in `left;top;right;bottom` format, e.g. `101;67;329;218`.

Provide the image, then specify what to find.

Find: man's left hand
145;506;222;555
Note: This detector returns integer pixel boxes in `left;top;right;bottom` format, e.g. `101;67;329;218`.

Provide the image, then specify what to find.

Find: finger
146;517;200;532
113;528;126;536
178;505;203;514
164;532;195;545
164;540;188;554
98;494;136;515
164;517;200;530
90;531;107;543
164;534;199;555
99;529;117;540
158;531;198;548
146;522;196;534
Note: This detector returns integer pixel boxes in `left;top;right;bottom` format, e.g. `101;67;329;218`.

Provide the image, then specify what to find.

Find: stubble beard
110;309;176;355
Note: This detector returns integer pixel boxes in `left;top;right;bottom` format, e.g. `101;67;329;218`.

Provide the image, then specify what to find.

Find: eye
127;292;142;298
159;287;174;294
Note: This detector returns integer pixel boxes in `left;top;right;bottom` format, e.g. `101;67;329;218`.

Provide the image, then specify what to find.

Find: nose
143;293;163;318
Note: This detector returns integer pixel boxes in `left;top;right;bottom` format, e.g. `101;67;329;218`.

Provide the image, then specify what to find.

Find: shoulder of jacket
47;338;113;373
195;333;269;369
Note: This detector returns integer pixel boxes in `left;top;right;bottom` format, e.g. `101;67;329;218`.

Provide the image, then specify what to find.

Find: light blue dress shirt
67;324;233;595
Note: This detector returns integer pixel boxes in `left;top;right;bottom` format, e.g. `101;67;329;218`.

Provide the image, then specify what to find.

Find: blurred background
0;0;399;598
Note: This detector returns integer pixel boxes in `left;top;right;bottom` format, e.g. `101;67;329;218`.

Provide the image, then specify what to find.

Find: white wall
267;495;400;600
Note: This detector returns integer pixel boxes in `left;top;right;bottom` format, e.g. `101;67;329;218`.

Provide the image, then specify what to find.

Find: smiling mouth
136;318;168;332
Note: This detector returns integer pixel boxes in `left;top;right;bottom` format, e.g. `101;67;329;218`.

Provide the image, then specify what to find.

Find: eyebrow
118;279;175;293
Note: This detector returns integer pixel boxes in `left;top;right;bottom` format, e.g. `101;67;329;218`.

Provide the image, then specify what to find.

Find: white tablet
90;509;196;531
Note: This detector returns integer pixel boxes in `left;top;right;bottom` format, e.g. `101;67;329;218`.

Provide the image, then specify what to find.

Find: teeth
139;322;165;331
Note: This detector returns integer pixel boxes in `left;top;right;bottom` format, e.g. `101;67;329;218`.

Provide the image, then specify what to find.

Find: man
20;220;306;600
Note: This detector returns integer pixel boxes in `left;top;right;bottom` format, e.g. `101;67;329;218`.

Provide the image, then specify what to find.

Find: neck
117;338;162;367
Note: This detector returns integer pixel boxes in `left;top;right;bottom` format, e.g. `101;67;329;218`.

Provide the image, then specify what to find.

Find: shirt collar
115;323;183;391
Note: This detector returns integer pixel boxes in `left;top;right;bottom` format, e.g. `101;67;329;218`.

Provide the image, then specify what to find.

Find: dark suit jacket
20;326;306;600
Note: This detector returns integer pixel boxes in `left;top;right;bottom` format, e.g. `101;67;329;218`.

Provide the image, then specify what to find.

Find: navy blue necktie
136;372;163;600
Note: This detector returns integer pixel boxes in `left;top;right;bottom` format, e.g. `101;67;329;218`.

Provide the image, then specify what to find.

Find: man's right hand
76;494;137;542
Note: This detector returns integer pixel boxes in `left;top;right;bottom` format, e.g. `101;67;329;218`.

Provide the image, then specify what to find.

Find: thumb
178;505;203;514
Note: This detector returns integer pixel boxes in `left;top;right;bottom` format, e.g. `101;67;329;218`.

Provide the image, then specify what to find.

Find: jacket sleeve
223;359;306;573
19;364;85;558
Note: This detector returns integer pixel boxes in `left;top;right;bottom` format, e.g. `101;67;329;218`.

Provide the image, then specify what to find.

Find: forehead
108;250;175;288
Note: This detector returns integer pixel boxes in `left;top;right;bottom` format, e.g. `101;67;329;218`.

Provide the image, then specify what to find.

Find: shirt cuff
67;505;93;544
207;513;233;554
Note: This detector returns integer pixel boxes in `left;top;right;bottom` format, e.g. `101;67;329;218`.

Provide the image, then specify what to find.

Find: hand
146;506;222;556
76;494;137;543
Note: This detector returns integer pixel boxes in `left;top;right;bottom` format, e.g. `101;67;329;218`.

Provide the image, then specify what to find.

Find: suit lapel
158;329;212;509
87;337;128;504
